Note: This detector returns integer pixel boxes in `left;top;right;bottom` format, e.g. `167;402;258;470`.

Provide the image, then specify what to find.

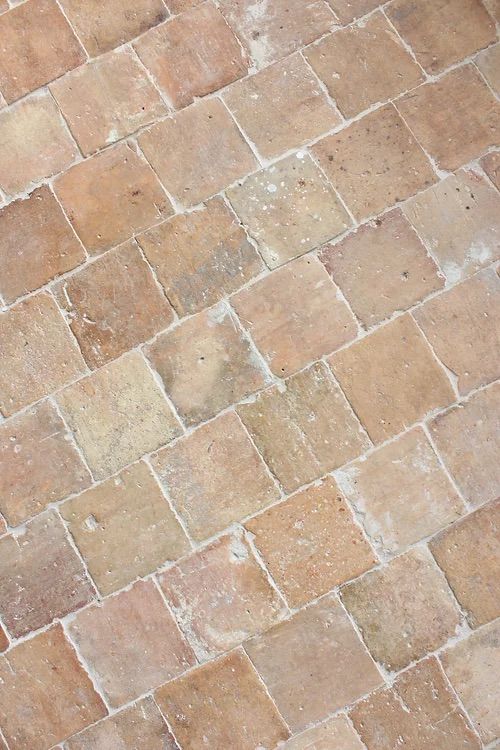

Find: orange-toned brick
0;92;78;197
0;0;84;103
481;150;500;190
0;511;94;638
233;255;357;376
61;462;189;595
238;362;369;492
0;625;106;750
137;197;263;316
59;0;168;56
152;411;279;540
160;533;286;658
312;105;435;221
282;715;365;750
50;47;167;156
0;293;86;417
156;649;289;750
246;478;376;607
56;351;181;479
305;13;423;118
329;314;455;443
397;66;500;172
342;548;461;670
0;401;90;526
320;209;443;327
223;53;341;160
336;428;464;555
245;594;382;731
68;580;195;707
226;153;351;268
147;303;268;425
387;0;496;74
135;3;248;108
138;98;257;207
54;142;172;256
326;0;380;23
54;241;173;368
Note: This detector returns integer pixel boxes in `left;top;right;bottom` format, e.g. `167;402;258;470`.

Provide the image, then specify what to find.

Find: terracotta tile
0;293;86;417
0;401;90;526
135;2;248;108
54;142;172;256
138;98;257;207
218;0;335;68
56;351;181;480
282;715;365;750
0;511;94;638
336;427;464;555
403;168;500;283
330;314;455;443
326;0;380;23
61;462;189;596
246;477;376;607
146;302;268;425
245;594;382;731
233;255;357;376
66;697;177;750
54;241;173;369
226;152;351;268
50;47;167;156
223;52;341;160
165;0;202;12
481;150;500;190
320;209;443;327
59;0;168;56
430;384;499;507
152;411;279;541
484;0;500;20
387;0;496;74
351;657;481;750
160;533;286;658
0;92;78;197
137;197;263;316
0;625;8;653
68;580;195;707
0;0;85;103
441;620;500;743
397;66;500;172
430;499;500;628
305;13;423;118
0;625;106;750
342;548;461;670
415;269;500;395
156;649;289;750
478;41;500;95
238;362;369;492
312;105;435;221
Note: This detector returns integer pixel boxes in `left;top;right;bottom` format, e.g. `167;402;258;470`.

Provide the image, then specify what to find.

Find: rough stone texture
341;548;461;671
0;626;8;653
326;0;380;23
430;499;500;628
61;462;190;595
68;580;195;707
156;650;290;750
281;715;365;750
477;43;500;96
152;411;279;540
238;362;369;492
227;152;351;268
481;150;500;190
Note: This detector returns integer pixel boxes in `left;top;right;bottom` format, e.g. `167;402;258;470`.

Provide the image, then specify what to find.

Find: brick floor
0;1;498;748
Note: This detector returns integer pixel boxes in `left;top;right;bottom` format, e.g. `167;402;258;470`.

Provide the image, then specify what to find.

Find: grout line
243;526;291;614
61;619;113;713
435;655;485;747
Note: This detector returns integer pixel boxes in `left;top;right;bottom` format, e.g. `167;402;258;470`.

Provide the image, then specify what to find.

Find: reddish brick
282;715;365;750
481;150;500;190
326;0;380;23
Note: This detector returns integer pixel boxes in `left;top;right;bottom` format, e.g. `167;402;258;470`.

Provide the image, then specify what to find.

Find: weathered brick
54;142;172;255
226;152;351;268
137;197;263;316
56;351;180;479
326;0;380;23
54;241;173;369
61;462;189;596
68;580;195;707
0;294;86;417
478;41;500;95
152;411;279;540
282;715;365;750
342;548;461;670
0;625;106;750
0;625;8;653
312;105;435;221
320;209;443;327
155;649;289;750
238;362;369;492
484;0;500;20
481;150;500;190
